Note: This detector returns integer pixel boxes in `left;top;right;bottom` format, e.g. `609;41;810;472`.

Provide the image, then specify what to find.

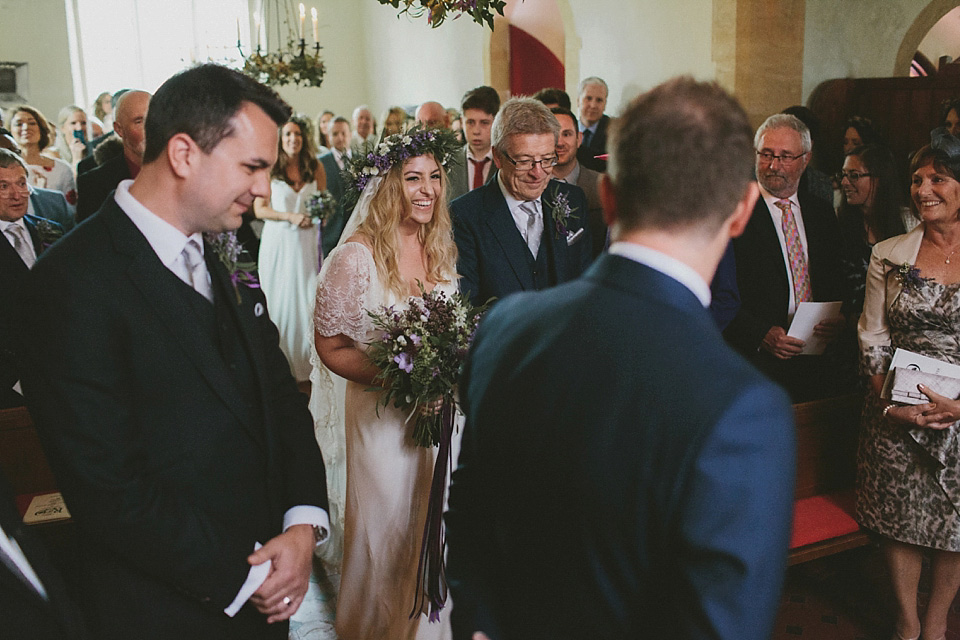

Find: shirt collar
758;184;800;211
497;172;541;216
467;147;493;163
114;179;203;270
607;241;712;307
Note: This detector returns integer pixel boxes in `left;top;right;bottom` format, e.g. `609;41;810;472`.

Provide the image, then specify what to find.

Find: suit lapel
102;204;257;436
482;183;536;290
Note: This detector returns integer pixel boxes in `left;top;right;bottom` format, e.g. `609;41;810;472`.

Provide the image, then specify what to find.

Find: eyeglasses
756;150;808;167
501;151;558;172
836;170;873;182
0;181;29;198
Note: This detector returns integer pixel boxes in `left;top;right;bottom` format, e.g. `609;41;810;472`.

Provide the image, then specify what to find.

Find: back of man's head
461;86;500;117
142;64;291;165
608;76;754;235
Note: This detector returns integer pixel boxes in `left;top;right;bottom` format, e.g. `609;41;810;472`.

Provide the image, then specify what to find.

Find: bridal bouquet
367;287;487;447
306;189;337;224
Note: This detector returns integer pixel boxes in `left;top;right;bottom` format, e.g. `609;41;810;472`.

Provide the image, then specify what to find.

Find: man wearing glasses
724;113;845;402
451;97;593;306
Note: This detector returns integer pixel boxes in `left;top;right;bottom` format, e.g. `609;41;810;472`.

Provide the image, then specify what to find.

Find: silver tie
520;201;541;258
5;225;35;269
181;238;213;302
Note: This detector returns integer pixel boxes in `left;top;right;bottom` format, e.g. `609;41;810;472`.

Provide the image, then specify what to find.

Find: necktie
5;225;35;269
775;199;812;303
520;201;541;258
470;157;490;190
181;238;213;302
581;128;593;149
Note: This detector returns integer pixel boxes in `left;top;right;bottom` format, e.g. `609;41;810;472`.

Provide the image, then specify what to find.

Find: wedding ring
282;596;292;607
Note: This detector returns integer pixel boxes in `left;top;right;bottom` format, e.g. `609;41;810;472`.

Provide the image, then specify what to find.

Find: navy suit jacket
19;199;327;639
450;179;593;306
318;152;347;256
30;187;74;231
446;253;796;640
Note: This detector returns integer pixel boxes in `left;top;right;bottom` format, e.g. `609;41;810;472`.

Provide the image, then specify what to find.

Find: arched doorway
895;0;960;76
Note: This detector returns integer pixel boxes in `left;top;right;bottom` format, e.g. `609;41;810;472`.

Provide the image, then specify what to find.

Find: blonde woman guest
253;115;327;382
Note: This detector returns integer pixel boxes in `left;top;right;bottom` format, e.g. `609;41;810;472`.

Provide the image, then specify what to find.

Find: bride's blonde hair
355;154;458;299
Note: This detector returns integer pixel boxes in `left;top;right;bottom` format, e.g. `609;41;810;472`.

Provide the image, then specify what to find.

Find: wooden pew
788;393;872;565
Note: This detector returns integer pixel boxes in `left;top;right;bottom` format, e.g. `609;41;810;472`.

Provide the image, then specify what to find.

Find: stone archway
895;0;960;76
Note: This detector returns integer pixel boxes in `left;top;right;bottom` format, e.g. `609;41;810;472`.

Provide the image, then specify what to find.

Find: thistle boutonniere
33;218;63;252
883;259;930;291
203;231;260;304
545;185;578;240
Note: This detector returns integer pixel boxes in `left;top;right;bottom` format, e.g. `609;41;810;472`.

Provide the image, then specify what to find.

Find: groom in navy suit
446;78;796;640
450;97;592;306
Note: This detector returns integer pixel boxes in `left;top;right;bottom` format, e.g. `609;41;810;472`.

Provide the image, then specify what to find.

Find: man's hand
248;524;315;623
812;316;845;343
760;326;804;360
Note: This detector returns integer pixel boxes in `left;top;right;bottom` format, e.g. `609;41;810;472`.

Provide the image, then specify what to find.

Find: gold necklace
928;239;960;264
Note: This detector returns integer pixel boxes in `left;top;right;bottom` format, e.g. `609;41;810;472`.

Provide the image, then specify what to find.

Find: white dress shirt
113;180;330;616
498;174;543;251
758;186;809;318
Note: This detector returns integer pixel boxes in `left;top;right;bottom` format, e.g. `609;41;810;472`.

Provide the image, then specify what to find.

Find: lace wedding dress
302;241;456;640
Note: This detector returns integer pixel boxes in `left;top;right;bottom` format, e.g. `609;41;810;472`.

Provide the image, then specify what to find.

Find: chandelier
238;1;325;88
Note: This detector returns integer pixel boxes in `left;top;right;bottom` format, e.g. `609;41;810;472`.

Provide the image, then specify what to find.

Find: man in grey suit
447;87;500;202
29;186;73;231
550;106;605;258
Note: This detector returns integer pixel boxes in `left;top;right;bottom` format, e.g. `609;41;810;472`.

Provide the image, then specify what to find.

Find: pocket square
566;228;584;246
254;302;265;318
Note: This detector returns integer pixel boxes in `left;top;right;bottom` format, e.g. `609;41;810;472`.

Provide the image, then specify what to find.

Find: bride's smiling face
401;154;441;225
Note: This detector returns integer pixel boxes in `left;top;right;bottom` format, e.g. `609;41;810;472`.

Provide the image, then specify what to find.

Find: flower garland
377;0;508;29
342;126;462;208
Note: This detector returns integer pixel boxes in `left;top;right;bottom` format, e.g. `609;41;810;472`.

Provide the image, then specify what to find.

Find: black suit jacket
318;152;347;256
0;471;88;639
76;153;131;222
724;190;844;399
447;254;795;640
576;114;611;172
450;179;593;306
19;199;328;639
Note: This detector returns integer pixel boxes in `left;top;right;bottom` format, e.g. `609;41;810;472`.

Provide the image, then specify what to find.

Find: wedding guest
312;127;461;639
351;105;375;151
857;129;960;640
253;115;326;382
76;90;151;222
843;115;882;155
724;113;846;402
381;106;408;138
93;91;114;130
550;106;605;257
416;101;450;130
533;87;571;110
447;76;795;640
576;76;611;171
316;109;334;151
7;106;77;210
943;99;960;137
53;106;91;170
451;97;592;306
447;86;499;202
317;116;351;255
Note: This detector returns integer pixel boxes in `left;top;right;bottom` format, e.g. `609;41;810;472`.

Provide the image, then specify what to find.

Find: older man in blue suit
447;78;796;640
29;185;73;230
451;97;592;306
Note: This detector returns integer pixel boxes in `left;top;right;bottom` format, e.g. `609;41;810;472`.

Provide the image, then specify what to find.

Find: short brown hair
491;97;560;154
0;147;28;173
9;105;52;150
608;76;754;235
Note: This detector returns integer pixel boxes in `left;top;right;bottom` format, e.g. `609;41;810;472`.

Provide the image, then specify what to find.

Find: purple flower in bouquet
394;352;414;373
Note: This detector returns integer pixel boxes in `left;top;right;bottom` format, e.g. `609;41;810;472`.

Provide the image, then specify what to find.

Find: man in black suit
724;113;845;401
76;90;151;222
0;469;88;639
446;77;795;640
20;64;329;640
576;76;612;172
0;148;63;408
451;97;592;306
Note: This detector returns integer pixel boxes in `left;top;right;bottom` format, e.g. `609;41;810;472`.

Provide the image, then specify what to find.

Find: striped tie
775;199;812;303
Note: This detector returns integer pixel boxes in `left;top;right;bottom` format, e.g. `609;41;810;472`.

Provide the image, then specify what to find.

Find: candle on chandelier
299;3;305;40
312;7;318;42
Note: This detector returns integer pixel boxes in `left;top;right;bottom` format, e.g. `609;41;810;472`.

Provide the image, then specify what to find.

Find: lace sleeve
314;243;374;342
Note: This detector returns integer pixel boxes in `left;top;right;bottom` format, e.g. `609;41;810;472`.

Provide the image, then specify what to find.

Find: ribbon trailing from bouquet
410;399;455;621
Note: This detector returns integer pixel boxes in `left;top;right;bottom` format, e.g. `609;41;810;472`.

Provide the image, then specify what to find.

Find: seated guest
350;104;375;151
550;106;606;258
415;101;450;129
451;97;592;306
576;76;612;172
52;106;92;171
0;148;63;408
447;86;500;202
7;106;77;211
76;90;150;221
724;113;846;402
318;117;352;255
533;87;571;110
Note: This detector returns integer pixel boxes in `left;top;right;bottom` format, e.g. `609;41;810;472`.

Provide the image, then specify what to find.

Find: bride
309;127;461;639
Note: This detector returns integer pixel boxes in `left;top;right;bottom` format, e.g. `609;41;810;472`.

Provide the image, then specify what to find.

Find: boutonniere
545;185;578;240
882;259;930;291
33;218;63;253
203;231;260;304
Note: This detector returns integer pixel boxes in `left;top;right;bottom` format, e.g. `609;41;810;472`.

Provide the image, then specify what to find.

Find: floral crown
342;125;462;207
